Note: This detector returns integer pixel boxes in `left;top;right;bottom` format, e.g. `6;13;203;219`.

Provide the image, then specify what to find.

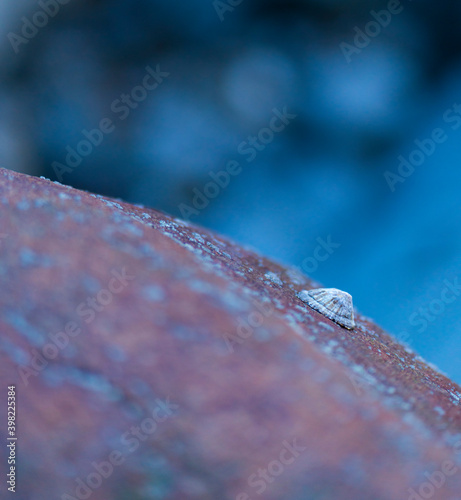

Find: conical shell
298;288;355;329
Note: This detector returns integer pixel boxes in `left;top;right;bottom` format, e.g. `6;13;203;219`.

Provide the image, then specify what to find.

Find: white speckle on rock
193;232;205;244
254;328;273;343
449;391;460;403
103;199;124;211
434;406;445;416
188;279;214;295
34;198;49;208
264;271;283;286
122;223;144;238
206;242;221;254
16;199;30;211
142;285;165;302
19;248;54;268
287;267;310;286
319;321;335;332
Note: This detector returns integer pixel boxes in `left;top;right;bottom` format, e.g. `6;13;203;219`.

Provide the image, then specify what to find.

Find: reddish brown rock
0;167;460;500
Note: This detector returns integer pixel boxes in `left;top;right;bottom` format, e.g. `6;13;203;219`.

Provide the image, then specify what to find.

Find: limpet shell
298;288;355;330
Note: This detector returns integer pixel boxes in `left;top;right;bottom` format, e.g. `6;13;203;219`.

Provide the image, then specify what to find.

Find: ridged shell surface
298;288;355;329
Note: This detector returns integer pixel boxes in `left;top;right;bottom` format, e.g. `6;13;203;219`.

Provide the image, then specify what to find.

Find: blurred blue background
2;0;461;383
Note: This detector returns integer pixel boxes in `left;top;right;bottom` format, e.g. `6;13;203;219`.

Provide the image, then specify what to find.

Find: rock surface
0;167;460;500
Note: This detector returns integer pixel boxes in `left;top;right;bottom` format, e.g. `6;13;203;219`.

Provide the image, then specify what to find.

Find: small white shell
298;288;355;330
